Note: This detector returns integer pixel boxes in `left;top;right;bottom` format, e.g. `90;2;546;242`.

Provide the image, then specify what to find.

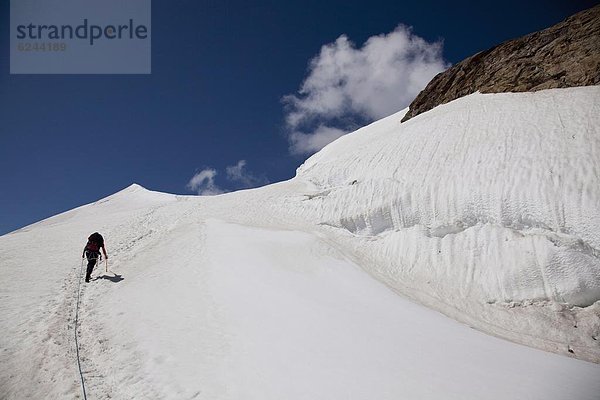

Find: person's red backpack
85;232;104;253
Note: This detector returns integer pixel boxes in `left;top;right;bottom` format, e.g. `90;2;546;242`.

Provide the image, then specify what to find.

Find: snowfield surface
1;86;600;399
293;86;600;362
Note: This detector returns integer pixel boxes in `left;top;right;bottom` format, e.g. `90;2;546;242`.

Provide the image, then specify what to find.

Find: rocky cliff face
402;5;600;122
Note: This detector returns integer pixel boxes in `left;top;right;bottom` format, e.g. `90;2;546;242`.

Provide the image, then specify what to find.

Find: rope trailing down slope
74;258;88;400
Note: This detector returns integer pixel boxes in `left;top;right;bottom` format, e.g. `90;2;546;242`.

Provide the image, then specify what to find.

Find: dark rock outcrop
402;5;600;122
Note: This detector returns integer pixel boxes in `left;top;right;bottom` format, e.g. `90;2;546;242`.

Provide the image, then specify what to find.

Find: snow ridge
290;86;600;361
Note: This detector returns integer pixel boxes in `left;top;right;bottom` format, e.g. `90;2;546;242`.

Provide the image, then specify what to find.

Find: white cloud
187;160;268;195
186;168;224;195
289;125;346;155
225;160;269;188
284;25;449;154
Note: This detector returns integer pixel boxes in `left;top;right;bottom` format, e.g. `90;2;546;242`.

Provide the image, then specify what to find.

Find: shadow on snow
94;272;124;283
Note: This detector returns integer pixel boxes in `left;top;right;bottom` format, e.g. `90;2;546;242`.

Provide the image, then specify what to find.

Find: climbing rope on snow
74;257;88;400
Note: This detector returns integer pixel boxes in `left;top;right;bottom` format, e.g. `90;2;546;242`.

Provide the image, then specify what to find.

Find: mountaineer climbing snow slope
1;86;599;399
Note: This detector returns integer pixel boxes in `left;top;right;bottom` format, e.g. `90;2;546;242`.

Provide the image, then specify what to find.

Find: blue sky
0;0;595;234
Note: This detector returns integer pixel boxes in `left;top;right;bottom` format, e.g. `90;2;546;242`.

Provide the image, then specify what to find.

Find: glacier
1;86;599;399
291;86;600;361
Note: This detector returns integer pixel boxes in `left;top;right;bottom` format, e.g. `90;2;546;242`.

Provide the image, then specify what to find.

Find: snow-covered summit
102;182;176;201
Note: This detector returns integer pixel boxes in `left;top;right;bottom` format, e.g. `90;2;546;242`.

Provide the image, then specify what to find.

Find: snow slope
1;187;599;399
292;86;600;361
1;86;600;399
